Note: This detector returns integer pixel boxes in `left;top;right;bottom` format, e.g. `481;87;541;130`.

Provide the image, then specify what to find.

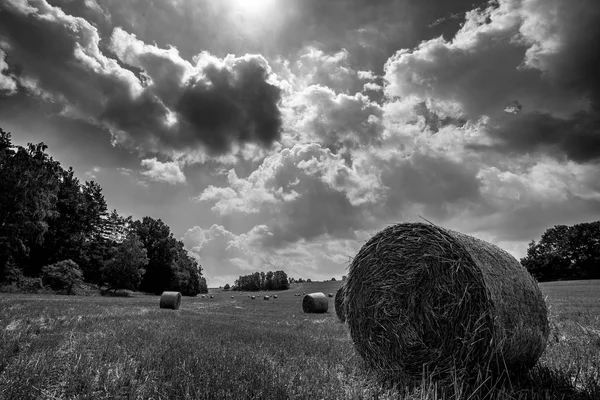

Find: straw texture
345;222;549;380
302;292;329;313
159;291;182;310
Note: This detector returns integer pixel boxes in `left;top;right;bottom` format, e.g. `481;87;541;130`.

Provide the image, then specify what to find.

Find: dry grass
335;286;346;323
0;280;597;399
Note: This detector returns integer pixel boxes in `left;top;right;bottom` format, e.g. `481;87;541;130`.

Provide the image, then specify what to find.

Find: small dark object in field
264;295;270;300
334;286;346;322
231;296;234;299
346;222;549;381
328;293;333;297
302;293;328;313
210;295;214;299
251;295;256;300
273;295;278;299
159;291;181;310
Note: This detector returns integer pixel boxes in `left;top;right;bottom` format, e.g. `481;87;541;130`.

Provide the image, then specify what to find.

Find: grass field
1;280;599;399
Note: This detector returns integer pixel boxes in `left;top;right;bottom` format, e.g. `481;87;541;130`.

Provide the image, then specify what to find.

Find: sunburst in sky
1;0;599;286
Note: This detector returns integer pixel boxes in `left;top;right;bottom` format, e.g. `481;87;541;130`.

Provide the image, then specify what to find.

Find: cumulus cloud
0;0;283;159
140;158;186;185
0;49;17;93
181;224;367;286
383;0;600;163
197;143;384;247
284;85;384;156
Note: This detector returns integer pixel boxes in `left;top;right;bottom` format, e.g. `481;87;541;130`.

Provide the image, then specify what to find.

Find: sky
1;0;599;287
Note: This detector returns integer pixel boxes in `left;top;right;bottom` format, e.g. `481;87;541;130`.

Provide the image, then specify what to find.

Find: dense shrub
42;259;83;295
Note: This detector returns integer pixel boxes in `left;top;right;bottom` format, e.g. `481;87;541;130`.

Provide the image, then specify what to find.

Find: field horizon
1;280;599;399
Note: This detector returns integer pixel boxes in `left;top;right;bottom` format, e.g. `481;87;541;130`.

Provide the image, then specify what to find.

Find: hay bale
201;295;205;298
302;292;329;313
273;295;278;299
345;222;549;380
334;286;346;322
231;296;234;299
251;295;256;300
159;291;182;310
328;293;333;297
264;295;270;300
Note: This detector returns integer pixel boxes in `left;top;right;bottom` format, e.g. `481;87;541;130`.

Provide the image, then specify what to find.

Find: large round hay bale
264;295;270;300
251;295;256;300
345;222;549;380
273;295;278;299
159;291;182;310
302;293;329;313
334;286;346;322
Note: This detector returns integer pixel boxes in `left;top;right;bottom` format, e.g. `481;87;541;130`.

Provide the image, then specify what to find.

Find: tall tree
131;217;178;293
0;129;62;280
101;232;148;291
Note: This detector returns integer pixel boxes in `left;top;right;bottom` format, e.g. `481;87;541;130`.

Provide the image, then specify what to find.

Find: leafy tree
101;232;148;291
0;129;62;280
331;277;336;281
198;276;208;294
223;284;230;290
131;217;178;293
521;221;600;281
41;259;83;294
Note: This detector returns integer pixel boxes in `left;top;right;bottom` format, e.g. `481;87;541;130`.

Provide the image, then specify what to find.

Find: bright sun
232;0;275;15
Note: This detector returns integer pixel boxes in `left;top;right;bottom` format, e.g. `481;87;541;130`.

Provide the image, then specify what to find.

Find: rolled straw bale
345;222;549;380
334;286;346;322
264;295;270;300
302;292;329;313
273;295;278;299
328;293;333;298
251;295;256;300
159;291;182;310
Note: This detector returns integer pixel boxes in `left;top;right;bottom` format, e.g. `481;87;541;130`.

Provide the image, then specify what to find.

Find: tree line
521;221;600;282
234;270;289;291
0;127;207;295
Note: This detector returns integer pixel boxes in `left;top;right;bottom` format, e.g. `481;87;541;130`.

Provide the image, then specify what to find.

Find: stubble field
1;280;599;399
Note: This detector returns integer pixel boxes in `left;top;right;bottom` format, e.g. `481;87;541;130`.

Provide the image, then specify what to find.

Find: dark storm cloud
175;60;282;155
475;110;600;163
0;0;283;157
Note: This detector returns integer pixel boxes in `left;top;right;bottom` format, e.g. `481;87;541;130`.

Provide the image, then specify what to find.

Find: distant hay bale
210;295;214;299
302;293;329;313
159;291;182;310
251;295;256;300
328;293;333;297
264;295;270;300
345;222;549;380
273;295;278;299
231;296;234;299
201;295;205;298
334;286;346;322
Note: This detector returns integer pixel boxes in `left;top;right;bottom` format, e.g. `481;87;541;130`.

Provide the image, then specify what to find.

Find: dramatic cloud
140;158;186;185
197;143;384;247
383;0;600;162
0;49;17;94
0;0;283;159
284;85;384;156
